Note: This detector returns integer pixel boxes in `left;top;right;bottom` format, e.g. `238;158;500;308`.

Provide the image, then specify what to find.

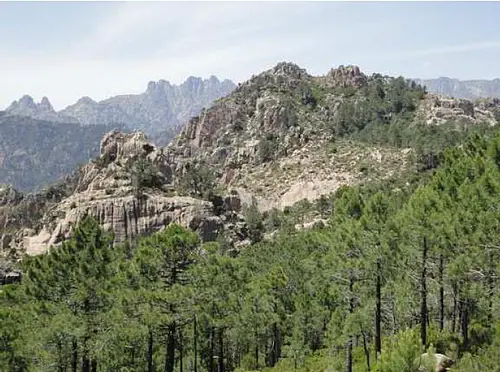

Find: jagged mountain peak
39;96;54;111
6;95;59;120
3;75;236;140
75;96;97;106
17;94;36;107
414;76;500;100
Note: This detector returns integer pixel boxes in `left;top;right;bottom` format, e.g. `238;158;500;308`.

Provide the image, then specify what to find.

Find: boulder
418;353;454;372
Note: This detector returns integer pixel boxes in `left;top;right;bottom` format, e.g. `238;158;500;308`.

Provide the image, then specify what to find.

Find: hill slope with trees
2;63;500;372
2;131;500;371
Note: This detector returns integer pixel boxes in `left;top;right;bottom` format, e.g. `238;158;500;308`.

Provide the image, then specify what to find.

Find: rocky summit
1;131;235;256
165;62;500;209
2;62;500;259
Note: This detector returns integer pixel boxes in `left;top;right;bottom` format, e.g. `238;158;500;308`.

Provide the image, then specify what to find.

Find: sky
1;1;500;110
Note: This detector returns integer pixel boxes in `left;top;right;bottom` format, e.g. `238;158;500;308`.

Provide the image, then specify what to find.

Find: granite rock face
4;62;500;258
24;194;221;255
2;131;224;256
318;65;368;89
416;94;500;126
165;62;500;211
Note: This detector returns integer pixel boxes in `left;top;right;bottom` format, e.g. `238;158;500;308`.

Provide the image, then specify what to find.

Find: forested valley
3;129;500;372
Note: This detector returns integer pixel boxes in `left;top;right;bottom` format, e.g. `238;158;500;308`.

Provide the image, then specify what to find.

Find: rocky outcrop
417;94;500;126
166;63;420;212
11;130;226;255
418;353;454;372
4;62;500;257
24;194;222;255
319;65;368;89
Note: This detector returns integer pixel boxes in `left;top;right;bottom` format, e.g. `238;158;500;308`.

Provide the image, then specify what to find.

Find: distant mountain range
414;77;500;100
4;76;236;144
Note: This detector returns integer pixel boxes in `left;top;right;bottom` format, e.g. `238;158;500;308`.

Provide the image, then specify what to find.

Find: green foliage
259;136;279;163
374;329;424;372
176;162;217;198
130;156;164;196
5;132;500;372
244;198;264;243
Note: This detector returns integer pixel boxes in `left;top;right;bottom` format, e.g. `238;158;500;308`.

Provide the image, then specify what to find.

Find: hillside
415;76;500;100
3;116;500;372
5;76;236;141
2;62;500;372
166;63;500;209
2;62;499;258
0;114;122;191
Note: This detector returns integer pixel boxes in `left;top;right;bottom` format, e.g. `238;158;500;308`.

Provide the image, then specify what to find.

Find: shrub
259;136;279;163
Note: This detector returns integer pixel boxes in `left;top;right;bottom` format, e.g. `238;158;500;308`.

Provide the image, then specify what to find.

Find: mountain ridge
4;75;236;141
414;76;500;100
3;61;500;257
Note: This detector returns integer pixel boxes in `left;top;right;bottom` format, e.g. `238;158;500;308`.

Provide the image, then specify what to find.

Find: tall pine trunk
375;259;382;359
179;329;184;372
193;316;198;372
267;323;281;367
438;254;445;332
82;336;90;372
420;237;428;347
460;299;469;350
147;328;154;372
71;339;78;372
164;322;176;372
218;329;225;372
210;327;215;372
346;272;354;372
254;330;259;370
361;328;370;371
452;284;458;333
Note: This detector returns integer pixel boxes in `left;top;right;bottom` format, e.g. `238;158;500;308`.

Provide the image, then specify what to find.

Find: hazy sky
1;1;500;110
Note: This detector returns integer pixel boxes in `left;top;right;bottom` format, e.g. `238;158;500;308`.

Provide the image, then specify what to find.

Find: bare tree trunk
210;327;215;372
147;328;154;372
375;259;382;359
361;329;371;371
71;339;78;372
346;272;354;372
452;284;458;333
255;330;259;370
460;299;469;350
164;322;176;372
193;316;198;372
218;329;224;372
82;336;90;372
267;323;281;367
179;328;184;372
439;254;445;332
420;237;428;347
